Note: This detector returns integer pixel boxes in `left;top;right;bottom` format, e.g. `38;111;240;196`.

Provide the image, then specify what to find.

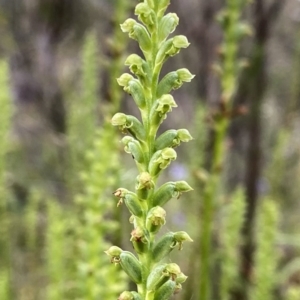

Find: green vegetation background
1;0;300;300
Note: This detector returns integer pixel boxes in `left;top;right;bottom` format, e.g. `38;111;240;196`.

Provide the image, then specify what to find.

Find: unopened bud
118;291;133;300
130;227;148;254
136;172;154;200
146;206;166;233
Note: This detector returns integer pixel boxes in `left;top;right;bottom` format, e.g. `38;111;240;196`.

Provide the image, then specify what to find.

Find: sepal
174;231;193;250
175;272;188;284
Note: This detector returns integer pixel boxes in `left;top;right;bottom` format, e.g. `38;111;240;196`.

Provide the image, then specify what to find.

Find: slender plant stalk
105;1;194;299
199;0;251;299
0;59;12;300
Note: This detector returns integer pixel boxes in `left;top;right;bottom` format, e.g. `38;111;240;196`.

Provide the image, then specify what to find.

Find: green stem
199;1;248;298
200;118;228;300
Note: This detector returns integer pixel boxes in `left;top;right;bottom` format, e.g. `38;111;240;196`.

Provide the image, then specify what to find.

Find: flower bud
121;18;151;53
164;263;181;280
176;68;195;82
117;73;134;87
175;272;188;284
136;172;154;200
155;129;193;150
118;291;133;300
120;18;136;33
149;148;177;177
174;231;193;250
157;68;195;98
105;246;123;260
120;251;143;284
111;112;127;127
177;129;193;142
153;279;176;300
130;227;148;254
111;113;145;141
175;181;193;193
172;35;190;49
146;206;166;233
158;13;179;43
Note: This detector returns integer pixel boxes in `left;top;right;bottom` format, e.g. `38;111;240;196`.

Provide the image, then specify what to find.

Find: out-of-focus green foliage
286;286;300;300
74;125;126;299
46;197;75;300
198;0;251;298
68;31;99;187
0;59;12;300
220;187;247;300
250;199;279;300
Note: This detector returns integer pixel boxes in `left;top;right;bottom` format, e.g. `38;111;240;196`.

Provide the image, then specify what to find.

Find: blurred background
0;0;300;299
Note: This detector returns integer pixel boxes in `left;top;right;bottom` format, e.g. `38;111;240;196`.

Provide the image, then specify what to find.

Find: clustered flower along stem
199;0;251;299
105;1;194;299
